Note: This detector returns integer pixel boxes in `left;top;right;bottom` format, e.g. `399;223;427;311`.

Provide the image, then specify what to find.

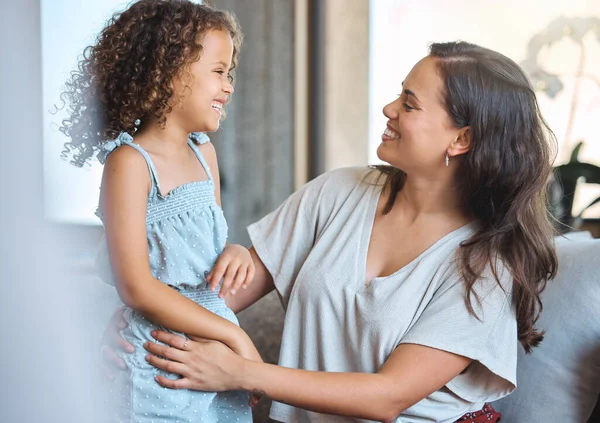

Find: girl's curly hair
59;0;243;167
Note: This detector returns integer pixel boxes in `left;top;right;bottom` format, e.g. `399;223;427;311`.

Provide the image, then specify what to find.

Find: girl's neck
134;118;193;153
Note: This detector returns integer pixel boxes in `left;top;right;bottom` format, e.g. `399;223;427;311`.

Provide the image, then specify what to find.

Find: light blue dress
95;132;252;423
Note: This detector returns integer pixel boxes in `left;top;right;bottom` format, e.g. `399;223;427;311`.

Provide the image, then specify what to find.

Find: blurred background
2;0;599;421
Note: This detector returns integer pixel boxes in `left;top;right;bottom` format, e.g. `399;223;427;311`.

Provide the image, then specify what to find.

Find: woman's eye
403;103;414;111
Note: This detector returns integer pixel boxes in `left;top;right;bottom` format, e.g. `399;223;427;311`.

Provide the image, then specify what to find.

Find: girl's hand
206;244;255;298
100;307;134;379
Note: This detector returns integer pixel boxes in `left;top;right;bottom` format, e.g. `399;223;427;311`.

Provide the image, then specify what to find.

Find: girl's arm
101;146;257;359
146;334;471;423
225;247;275;313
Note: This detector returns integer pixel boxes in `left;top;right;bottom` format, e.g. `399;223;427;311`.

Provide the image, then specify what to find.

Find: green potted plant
550;141;600;232
521;16;600;233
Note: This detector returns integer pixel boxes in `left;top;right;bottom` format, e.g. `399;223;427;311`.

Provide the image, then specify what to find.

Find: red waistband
454;404;501;423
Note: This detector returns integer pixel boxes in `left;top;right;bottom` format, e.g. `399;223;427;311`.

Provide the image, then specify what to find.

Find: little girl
59;1;260;421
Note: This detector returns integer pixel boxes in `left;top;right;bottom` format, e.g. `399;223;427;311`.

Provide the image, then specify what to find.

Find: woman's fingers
112;315;126;331
102;345;127;370
150;330;188;349
99;307;131;377
147;337;243;392
109;331;134;353
107;306;126;326
102;307;134;353
145;354;188;377
249;393;262;407
144;341;188;364
154;375;194;390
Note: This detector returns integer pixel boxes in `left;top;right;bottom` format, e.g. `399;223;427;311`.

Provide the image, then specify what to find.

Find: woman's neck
392;173;469;224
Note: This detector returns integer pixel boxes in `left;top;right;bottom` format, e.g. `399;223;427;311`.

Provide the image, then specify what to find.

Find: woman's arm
239;343;471;422
144;332;472;423
101;147;257;357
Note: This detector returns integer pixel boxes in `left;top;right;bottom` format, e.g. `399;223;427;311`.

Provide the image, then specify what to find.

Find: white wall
42;0;134;224
1;1;114;421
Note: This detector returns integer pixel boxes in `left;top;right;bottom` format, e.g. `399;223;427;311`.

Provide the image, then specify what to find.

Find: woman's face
378;56;461;174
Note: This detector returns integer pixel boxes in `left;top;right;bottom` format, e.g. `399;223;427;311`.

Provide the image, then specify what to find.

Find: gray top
248;167;517;423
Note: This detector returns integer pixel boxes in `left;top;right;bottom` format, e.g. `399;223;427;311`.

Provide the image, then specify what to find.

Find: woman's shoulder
286;166;381;218
309;166;383;192
441;251;514;308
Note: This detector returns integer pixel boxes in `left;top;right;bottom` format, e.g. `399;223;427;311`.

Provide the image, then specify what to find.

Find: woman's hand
144;331;249;391
206;244;255;298
100;307;134;379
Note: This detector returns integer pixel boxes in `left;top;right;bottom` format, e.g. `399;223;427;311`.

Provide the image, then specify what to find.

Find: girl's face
378;56;462;175
173;29;235;133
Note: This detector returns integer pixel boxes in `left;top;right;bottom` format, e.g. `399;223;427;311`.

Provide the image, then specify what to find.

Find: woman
103;41;557;422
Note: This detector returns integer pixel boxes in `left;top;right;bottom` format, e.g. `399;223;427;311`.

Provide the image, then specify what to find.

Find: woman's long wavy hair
377;41;558;353
58;0;243;167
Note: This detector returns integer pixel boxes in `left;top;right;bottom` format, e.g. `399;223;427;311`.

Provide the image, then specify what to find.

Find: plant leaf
555;162;600;185
569;141;584;163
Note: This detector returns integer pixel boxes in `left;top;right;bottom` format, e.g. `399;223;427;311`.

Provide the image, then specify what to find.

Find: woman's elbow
375;408;404;423
372;397;410;423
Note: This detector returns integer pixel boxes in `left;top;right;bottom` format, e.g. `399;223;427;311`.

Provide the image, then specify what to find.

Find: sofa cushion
492;232;600;422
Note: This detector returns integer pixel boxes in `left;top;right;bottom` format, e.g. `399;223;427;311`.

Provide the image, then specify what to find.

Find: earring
445;153;449;167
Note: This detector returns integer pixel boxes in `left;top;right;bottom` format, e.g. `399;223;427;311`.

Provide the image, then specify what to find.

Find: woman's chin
377;147;406;170
376;143;394;163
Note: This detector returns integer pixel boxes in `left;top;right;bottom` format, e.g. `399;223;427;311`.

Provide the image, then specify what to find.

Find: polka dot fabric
96;132;251;422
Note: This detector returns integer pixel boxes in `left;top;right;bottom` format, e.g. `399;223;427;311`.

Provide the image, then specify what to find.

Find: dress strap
187;133;213;181
98;132;162;194
189;132;210;145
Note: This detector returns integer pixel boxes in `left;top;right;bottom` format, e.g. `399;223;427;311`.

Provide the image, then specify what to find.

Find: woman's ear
448;126;471;157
